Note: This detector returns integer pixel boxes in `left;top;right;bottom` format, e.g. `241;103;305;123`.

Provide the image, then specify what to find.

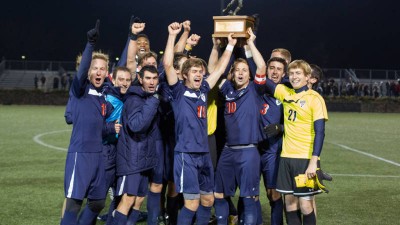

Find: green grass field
0;105;399;225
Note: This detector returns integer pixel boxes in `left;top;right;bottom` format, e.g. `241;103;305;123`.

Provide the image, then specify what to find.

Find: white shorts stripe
67;152;78;198
118;176;126;196
180;153;184;193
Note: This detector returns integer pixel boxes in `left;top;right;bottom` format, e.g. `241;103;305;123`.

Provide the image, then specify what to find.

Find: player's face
113;70;132;94
137;37;150;54
139;71;159;93
142;56;157;67
288;68;310;89
184;66;204;90
89;58;107;88
233;62;250;89
267;61;285;84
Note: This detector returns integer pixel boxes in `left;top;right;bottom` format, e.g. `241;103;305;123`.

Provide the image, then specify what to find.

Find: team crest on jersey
200;93;206;102
299;100;306;108
276;99;282;105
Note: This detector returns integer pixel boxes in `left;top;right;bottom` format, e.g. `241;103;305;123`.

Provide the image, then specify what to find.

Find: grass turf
0;106;399;224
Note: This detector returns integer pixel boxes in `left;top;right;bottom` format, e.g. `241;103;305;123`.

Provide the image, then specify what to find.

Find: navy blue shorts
260;150;280;189
116;170;150;197
214;146;260;197
64;152;107;200
150;140;164;184
174;152;214;196
276;157;321;196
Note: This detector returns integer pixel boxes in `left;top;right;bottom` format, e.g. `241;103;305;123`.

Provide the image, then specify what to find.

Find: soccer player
214;27;265;225
111;65;161;225
259;57;287;225
60;20;113;225
256;59;328;225
163;22;237;225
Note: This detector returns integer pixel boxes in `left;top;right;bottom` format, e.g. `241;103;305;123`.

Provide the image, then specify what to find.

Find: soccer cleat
319;169;333;181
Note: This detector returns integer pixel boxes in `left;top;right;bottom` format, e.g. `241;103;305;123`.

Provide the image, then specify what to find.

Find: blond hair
288;60;312;75
92;51;109;71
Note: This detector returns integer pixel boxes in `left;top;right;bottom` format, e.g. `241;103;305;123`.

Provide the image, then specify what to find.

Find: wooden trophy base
212;15;255;39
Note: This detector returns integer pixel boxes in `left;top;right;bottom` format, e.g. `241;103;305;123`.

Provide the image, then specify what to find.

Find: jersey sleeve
312;94;329;122
274;84;291;102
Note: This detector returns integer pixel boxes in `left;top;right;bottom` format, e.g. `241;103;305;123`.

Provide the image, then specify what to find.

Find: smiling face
184;66;204;90
112;69;132;94
88;58;108;88
137;36;150;54
232;61;250;90
288;60;312;90
267;61;285;84
288;68;309;89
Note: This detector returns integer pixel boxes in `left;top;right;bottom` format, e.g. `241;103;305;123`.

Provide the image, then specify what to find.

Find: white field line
327;142;400;167
330;174;400;178
32;129;70;151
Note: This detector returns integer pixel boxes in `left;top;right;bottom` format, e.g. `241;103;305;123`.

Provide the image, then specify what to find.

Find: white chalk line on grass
327;142;400;167
33;129;71;152
331;174;400;178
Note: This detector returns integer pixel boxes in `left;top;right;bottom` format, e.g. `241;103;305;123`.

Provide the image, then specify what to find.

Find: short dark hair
138;65;158;79
267;57;288;73
138;51;158;66
310;64;324;85
112;66;131;80
137;34;150;42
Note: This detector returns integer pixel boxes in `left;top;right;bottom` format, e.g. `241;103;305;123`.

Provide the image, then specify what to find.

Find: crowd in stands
313;78;400;98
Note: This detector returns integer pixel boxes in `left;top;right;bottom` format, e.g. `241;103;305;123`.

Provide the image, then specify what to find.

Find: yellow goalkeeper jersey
274;84;328;159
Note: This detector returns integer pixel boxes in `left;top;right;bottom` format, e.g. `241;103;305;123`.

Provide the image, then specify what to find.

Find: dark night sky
1;0;399;69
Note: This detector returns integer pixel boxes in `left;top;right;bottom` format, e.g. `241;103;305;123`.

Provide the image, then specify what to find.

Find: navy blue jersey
259;93;283;154
220;81;262;145
67;43;112;153
169;81;210;153
259;94;283;138
116;86;160;176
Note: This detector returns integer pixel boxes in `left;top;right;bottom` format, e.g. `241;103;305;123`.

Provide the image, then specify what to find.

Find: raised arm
72;20;99;97
207;38;221;73
206;33;237;89
246;27;266;75
163;22;182;86
127;16;145;80
174;20;191;52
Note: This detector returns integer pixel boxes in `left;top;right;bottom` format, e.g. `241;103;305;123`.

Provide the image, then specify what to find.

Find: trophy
213;0;254;39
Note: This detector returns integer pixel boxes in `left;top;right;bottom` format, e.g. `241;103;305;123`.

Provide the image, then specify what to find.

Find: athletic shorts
115;170;151;197
150;140;164;184
259;148;280;189
174;152;214;197
276;157;321;196
214;146;260;197
64;152;107;200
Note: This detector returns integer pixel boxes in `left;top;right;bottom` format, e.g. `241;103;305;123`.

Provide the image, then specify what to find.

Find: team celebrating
59;15;330;225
